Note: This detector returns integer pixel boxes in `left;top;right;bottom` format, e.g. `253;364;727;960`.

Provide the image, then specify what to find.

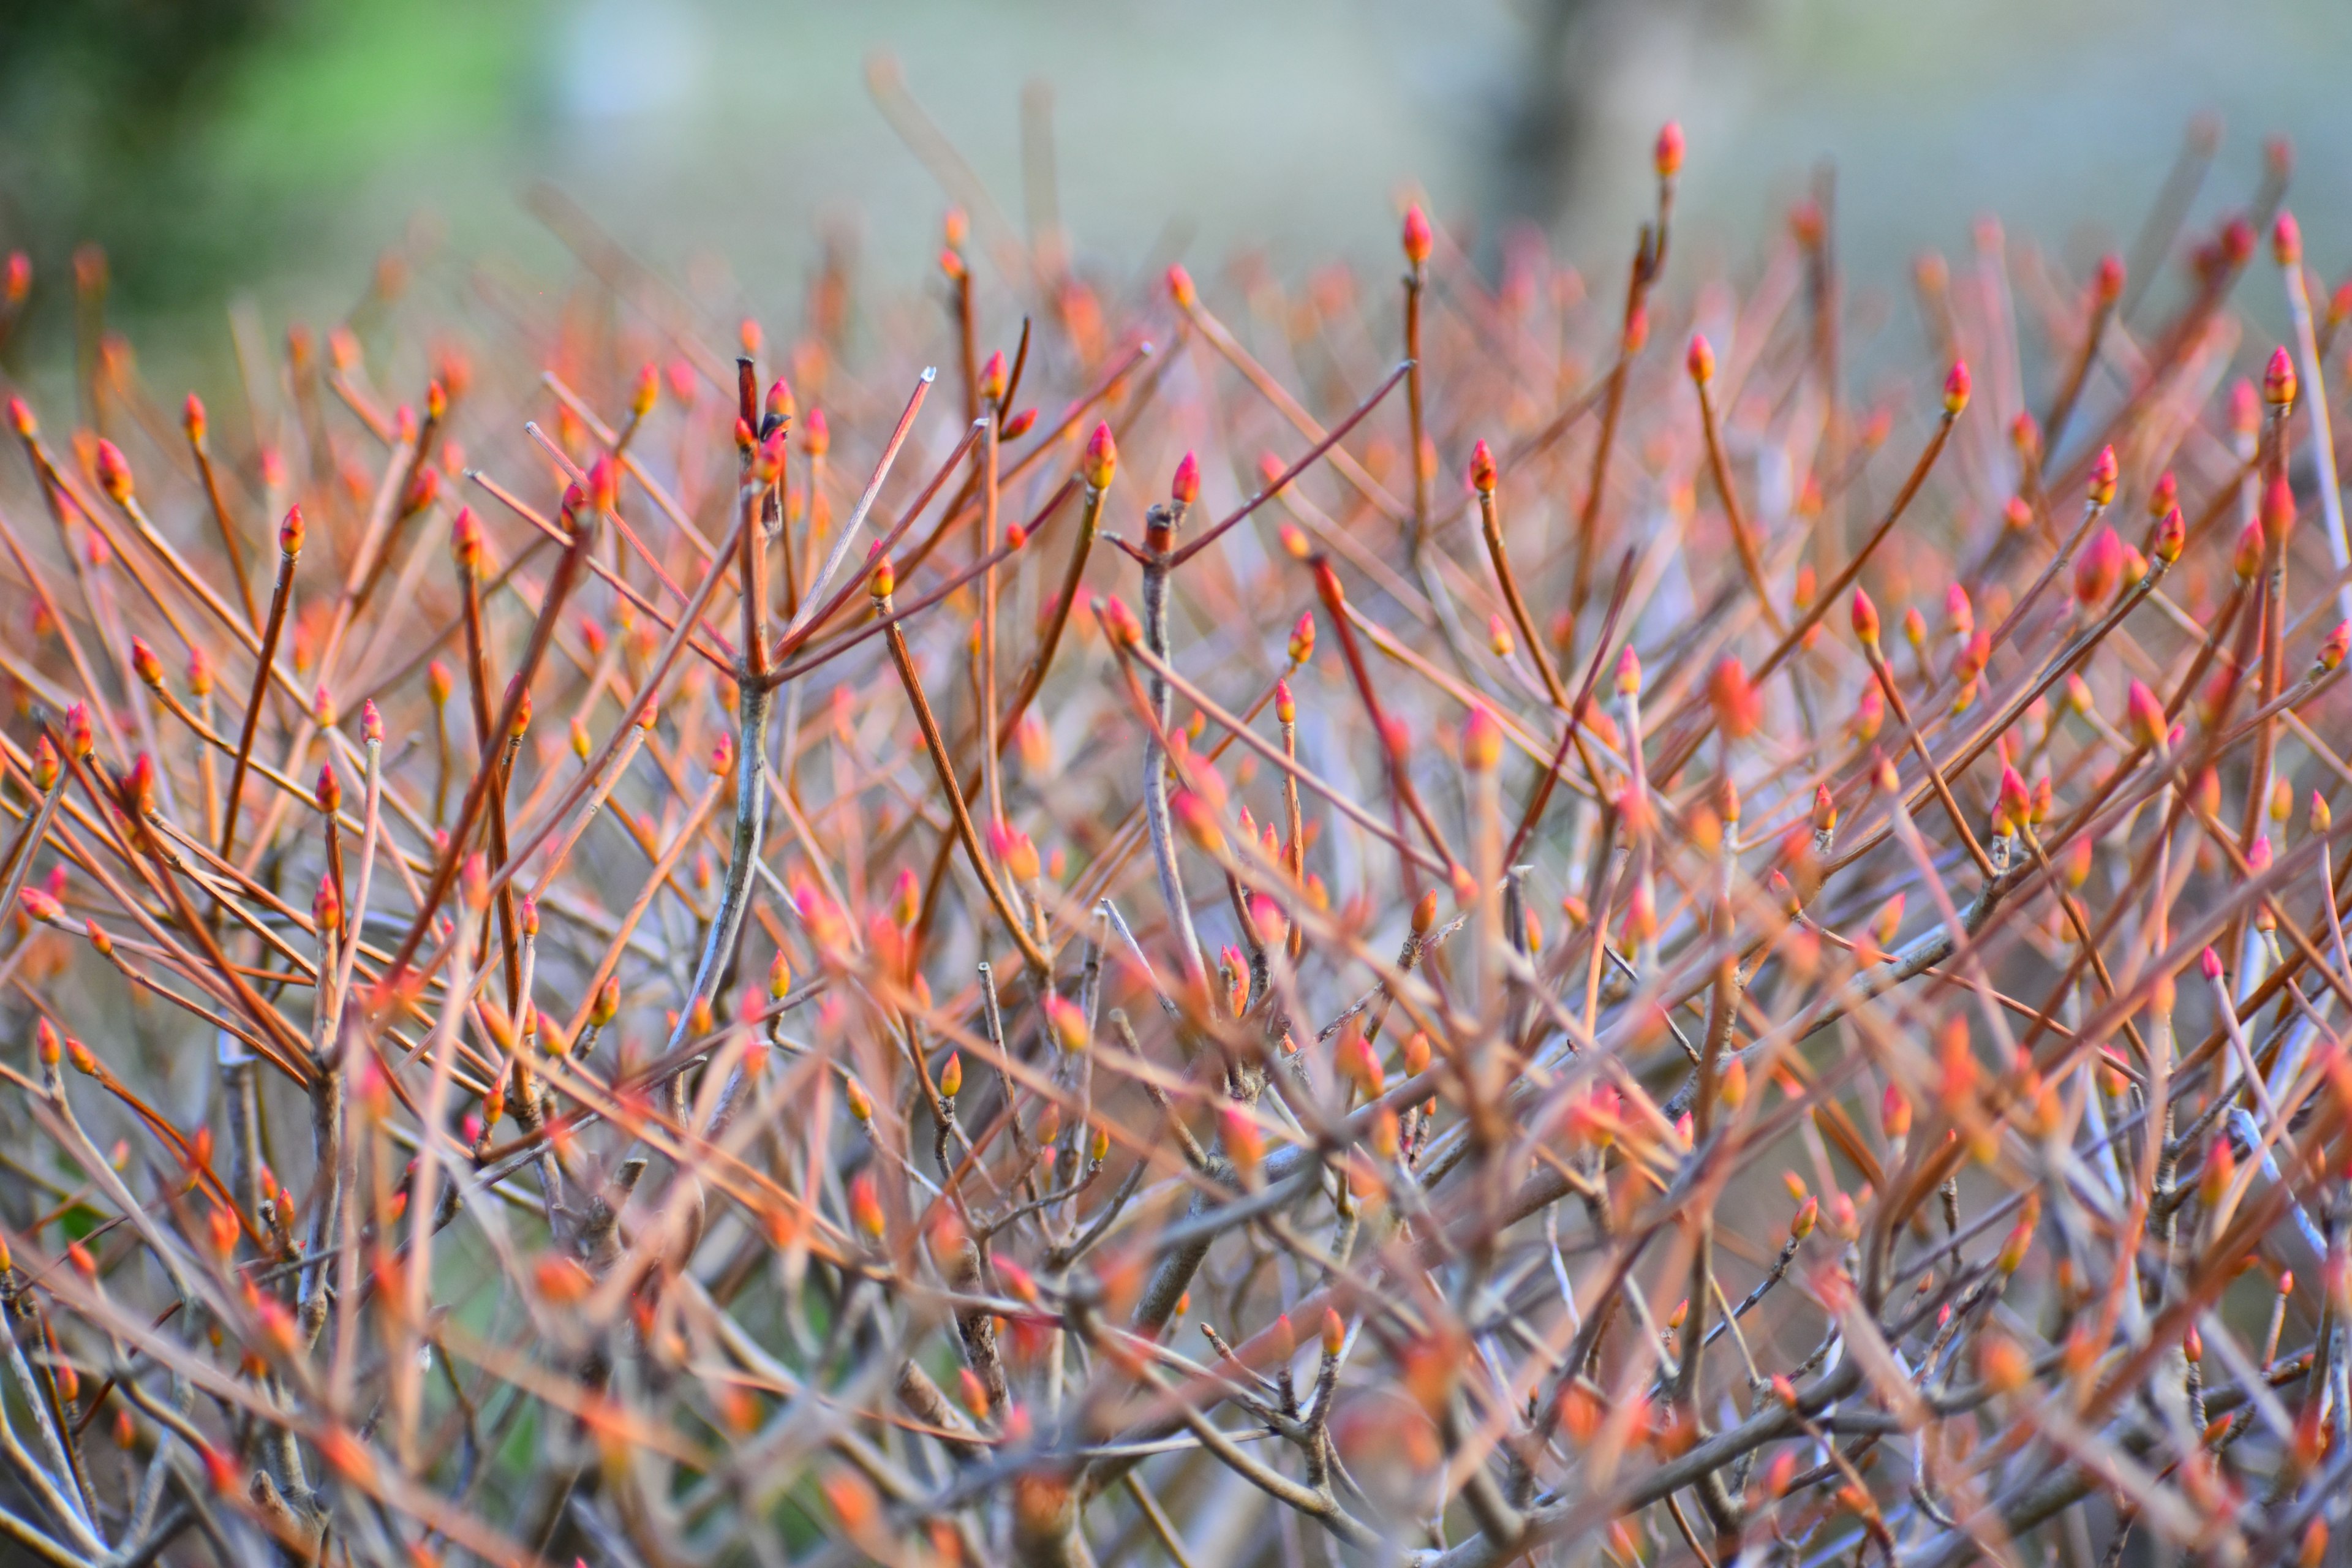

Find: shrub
0;118;2341;1567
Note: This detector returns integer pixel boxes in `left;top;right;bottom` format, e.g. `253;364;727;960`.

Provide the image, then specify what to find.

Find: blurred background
0;0;2346;361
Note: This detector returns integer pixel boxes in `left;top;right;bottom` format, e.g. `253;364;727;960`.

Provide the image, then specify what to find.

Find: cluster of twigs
0;101;2350;1567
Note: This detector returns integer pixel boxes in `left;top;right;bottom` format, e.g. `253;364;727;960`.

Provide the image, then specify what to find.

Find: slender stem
220;533;300;862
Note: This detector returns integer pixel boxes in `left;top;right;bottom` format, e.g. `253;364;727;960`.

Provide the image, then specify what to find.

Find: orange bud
450;507;483;572
94;439;134;503
1401;204;1432;266
1686;332;1714;386
2234;516;2266;581
1994;764;2030;835
2152;503;2185;564
1850;587;1880;646
2263;474;2297;543
1980;1333;2030;1393
1044;993;1090;1053
2266;344;2298;407
1082;422;1117;489
2094;252;2125;302
1653;121;1684;178
2073;526;2122;607
1287;609;1315;665
1461;704;1501;772
1221;1102;1263;1179
2319;621;2350;671
849;1171;886;1242
1707;658;1760;739
2087;444;2118;508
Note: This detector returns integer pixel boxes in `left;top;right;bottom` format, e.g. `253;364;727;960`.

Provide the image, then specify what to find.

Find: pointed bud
1401;205;1432;266
94;439;133;503
129;636;163;690
2087;445;2117;508
2074;526;2122;608
1170;451;1199;507
314;873;342;934
124;753;156;817
2264;475;2297;545
2319;621;2350;672
2266;345;2298;407
1468;438;1496;493
1287;609;1315;665
456;851;489;913
1943;583;1973;638
1652;120;1687;178
1942;361;1971;415
450;506;482;572
1082;422;1117;489
2125;680;2166;748
2234;516;2266;582
64;703;92;760
1221;1102;1264;1179
2153;504;2185;563
586;454;619;514
2199;1135;2233;1207
1995;764;2030;836
315;763;341;815
1615;643;1643;693
1461;705;1501;772
1708;658;1760;739
1850;587;1880;646
2094;252;2125;303
1044;993;1089;1053
849;1171;886;1242
1882;1083;1912;1140
1811;784;1838;835
2270;211;2305;271
1685;332;1714;386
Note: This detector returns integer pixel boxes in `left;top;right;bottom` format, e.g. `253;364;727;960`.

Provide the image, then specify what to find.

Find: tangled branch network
0;114;2346;1567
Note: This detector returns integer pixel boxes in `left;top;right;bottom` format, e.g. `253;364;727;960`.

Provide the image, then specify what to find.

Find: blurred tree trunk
1491;0;1749;238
